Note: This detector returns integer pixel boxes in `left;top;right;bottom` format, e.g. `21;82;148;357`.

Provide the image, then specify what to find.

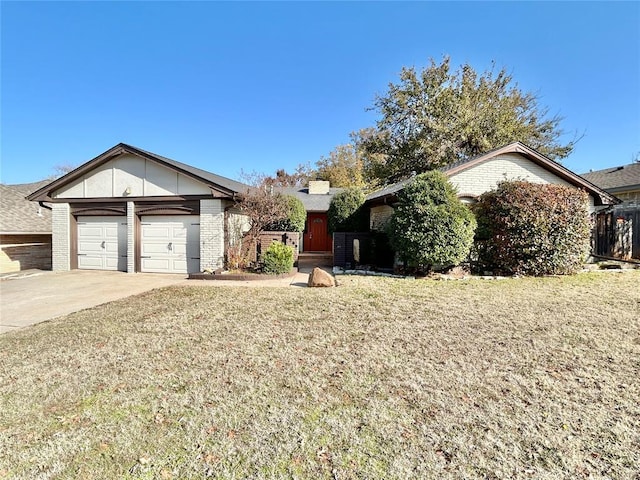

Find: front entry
303;213;332;252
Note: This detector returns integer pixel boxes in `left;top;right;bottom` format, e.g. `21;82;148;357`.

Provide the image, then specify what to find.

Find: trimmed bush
473;181;591;276
261;241;294;274
266;195;306;232
327;188;368;233
387;171;476;270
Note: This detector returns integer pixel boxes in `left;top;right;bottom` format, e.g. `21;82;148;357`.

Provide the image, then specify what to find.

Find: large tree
315;141;367;189
361;57;575;184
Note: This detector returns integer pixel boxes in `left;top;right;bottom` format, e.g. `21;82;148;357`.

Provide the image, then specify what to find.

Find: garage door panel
140;215;199;274
141;242;171;255
142;226;171;239
78;241;104;253
78;226;104;238
78;256;105;269
141;258;171;272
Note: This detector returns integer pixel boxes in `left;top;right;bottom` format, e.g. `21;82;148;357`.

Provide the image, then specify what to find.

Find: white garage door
140;215;200;274
77;216;127;271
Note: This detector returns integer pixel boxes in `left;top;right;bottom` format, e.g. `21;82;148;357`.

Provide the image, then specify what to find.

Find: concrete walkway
0;269;317;333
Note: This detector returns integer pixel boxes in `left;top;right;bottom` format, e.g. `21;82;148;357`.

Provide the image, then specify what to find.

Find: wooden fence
594;208;639;260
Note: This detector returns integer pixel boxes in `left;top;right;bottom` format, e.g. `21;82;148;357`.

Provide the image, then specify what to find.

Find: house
27;143;250;274
580;162;640;259
365;141;619;231
580;162;640;209
276;181;344;252
1;181;52;273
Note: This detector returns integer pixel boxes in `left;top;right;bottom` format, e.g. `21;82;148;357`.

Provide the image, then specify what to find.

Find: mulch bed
188;269;297;281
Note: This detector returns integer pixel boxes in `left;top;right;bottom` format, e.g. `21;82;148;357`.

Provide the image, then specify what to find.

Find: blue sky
1;1;639;185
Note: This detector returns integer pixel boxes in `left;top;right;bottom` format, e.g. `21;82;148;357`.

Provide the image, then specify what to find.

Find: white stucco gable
53;154;211;198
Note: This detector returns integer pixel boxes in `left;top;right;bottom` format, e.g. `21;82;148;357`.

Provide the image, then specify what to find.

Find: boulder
307;267;335;287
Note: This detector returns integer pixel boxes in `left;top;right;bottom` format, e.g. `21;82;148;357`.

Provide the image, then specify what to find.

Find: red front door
304;213;331;252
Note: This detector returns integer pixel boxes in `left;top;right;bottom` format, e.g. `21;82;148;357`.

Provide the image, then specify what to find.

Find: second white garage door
140;215;200;274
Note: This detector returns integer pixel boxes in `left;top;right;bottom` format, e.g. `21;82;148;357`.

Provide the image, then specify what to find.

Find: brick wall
449;153;572;196
0;234;52;273
257;232;300;260
52;203;70;271
126;201;135;273
369;205;394;231
200;199;225;271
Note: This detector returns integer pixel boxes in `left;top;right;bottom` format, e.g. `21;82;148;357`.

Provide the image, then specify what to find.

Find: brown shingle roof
580;163;640;191
1;181;52;234
366;142;619;206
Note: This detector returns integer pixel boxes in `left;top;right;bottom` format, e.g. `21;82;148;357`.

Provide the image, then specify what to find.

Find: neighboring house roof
366;141;619;206
0;181;52;234
580;162;640;193
27;143;250;202
276;186;345;212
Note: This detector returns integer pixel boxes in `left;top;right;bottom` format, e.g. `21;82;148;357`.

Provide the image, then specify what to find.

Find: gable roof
366;141;619;206
1;181;52;234
580;162;640;192
27;143;250;202
275;186;345;212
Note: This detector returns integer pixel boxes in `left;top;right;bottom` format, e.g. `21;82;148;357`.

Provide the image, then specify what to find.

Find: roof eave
26;143;243;201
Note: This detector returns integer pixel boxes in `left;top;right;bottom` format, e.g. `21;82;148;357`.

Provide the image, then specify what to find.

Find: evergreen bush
387;171;476;270
473;181;591;275
266;195;306;232
327;188;368;233
261;241;294;274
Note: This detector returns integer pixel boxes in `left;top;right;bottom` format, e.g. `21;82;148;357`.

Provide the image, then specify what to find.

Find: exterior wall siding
55;154;211;198
370;205;394;231
448;153;572;197
614;189;640;208
0;234;52;273
200;199;225;271
52;203;71;271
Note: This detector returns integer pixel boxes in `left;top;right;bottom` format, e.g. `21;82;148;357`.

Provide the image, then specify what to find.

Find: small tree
265;195;306;232
387;171;476;270
473;181;590;275
229;186;289;269
327;188;368;233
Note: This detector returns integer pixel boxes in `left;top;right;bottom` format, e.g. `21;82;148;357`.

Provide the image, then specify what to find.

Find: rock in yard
308;267;335;287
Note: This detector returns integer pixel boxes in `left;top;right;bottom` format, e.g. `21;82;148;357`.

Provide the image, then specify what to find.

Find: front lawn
1;272;638;479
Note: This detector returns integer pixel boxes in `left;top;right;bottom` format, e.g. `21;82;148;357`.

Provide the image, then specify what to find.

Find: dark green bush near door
473;181;591;276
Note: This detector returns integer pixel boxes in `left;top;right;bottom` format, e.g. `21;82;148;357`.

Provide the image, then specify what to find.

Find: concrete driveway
0;270;188;333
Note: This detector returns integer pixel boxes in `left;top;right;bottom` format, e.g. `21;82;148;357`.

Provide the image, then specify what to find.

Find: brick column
200;199;225;271
52;203;71;271
127;201;135;273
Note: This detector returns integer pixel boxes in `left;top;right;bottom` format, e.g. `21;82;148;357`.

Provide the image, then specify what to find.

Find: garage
140;215;200;274
77;216;127;271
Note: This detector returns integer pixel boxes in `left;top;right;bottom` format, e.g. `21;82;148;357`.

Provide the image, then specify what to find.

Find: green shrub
261;241;294;274
327;188;368;233
473;181;591;276
266;195;306;232
387;171;476;270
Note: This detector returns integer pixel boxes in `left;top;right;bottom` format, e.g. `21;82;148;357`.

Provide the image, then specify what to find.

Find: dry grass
1;271;639;479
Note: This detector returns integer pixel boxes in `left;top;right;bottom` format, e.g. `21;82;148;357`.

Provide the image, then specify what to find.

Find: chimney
308;180;330;195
